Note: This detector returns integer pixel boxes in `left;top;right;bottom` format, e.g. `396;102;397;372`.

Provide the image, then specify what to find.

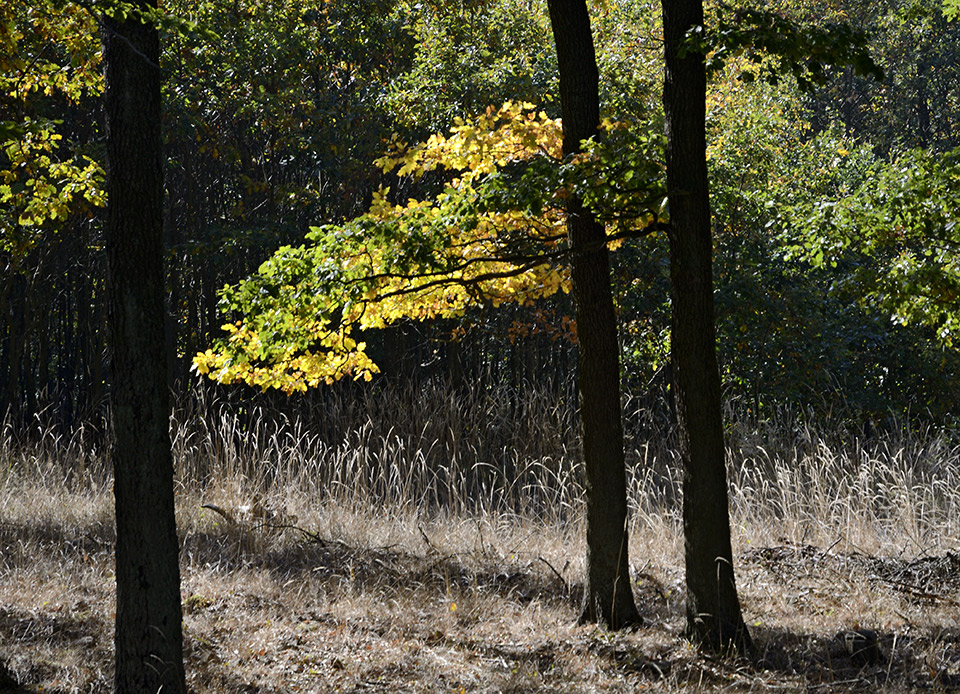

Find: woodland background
2;0;959;429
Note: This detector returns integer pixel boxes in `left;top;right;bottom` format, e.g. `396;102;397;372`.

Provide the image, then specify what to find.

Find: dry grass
1;381;960;692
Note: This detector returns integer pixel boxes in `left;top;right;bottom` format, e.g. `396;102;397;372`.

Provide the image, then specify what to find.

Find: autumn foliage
194;101;664;391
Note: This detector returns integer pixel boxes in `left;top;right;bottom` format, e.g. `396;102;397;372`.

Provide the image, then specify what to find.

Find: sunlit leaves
194;101;665;391
944;0;960;21
0;1;105;262
0;0;102;104
786;146;960;347
0;125;105;251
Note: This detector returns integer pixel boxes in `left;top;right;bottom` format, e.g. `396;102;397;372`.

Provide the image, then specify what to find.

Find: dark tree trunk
102;4;187;692
0;276;13;420
661;0;751;653
546;0;640;629
6;275;26;425
0;657;20;691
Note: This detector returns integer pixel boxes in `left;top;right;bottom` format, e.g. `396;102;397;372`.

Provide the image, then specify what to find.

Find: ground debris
4;501;960;692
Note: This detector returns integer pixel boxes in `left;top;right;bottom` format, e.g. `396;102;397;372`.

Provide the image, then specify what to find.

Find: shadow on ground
2;516;960;692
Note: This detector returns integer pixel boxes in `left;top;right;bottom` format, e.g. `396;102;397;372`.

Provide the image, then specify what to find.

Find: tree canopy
1;0;958;426
193;101;665;392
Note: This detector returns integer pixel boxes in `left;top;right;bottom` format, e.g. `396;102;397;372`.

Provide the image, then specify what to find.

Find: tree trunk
662;0;750;651
546;0;640;629
661;0;751;653
0;275;12;420
5;275;26;425
102;4;187;692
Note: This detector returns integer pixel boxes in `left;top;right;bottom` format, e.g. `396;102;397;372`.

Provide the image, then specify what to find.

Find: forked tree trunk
546;0;641;629
102;4;187;692
661;0;751;653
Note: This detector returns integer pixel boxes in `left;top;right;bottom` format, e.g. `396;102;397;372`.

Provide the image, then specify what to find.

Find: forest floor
1;481;960;693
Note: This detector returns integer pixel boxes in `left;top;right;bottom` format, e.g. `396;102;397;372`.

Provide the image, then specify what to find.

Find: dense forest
2;0;960;691
2;0;958;428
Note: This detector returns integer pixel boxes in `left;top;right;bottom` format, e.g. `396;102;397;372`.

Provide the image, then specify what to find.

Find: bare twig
418;524;438;554
538;556;569;594
200;503;236;525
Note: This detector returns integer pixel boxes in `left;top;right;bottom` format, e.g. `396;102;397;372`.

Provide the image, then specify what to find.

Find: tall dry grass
4;378;959;557
3;379;960;692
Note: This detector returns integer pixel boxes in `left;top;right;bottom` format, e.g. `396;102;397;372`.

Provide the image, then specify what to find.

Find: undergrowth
1;378;959;692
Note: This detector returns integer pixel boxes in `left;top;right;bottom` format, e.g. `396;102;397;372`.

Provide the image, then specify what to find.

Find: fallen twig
538;556;569;594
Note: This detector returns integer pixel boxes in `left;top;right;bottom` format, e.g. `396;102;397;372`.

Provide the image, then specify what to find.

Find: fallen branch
200;503;237;525
538;556;569;594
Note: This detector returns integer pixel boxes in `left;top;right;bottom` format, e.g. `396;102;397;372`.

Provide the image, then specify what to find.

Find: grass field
1;381;959;692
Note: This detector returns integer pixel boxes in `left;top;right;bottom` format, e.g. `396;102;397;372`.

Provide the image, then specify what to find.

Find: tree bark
102;4;187;692
546;0;640;629
661;0;751;653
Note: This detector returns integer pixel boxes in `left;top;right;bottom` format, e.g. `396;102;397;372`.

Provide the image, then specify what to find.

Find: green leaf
945;0;960;21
